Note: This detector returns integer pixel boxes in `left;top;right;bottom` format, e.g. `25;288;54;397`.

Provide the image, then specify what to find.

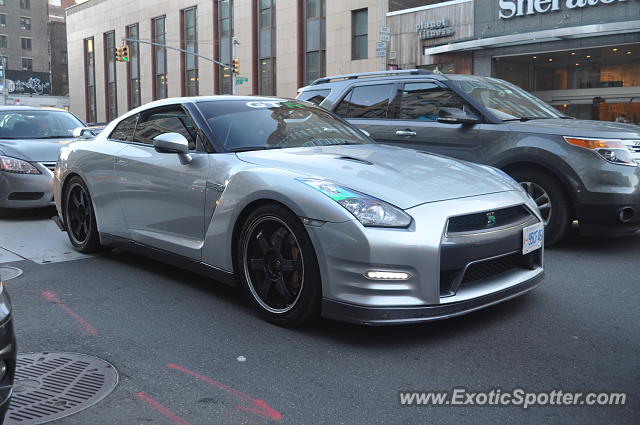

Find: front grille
461;253;521;285
40;162;57;172
447;205;532;235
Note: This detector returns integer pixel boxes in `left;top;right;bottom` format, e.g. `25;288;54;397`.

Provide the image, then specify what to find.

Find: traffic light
114;46;123;62
232;58;240;74
122;45;130;62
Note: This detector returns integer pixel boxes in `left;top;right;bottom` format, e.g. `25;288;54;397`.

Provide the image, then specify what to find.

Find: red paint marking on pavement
135;392;192;425
41;290;97;336
167;363;283;421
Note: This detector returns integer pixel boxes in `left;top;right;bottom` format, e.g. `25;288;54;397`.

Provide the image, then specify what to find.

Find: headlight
299;179;412;228
480;165;525;194
0;155;41;174
564;137;637;166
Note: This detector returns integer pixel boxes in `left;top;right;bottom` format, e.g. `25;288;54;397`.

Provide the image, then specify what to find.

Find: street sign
376;48;387;57
235;76;248;85
379;26;390;34
375;41;387;49
389;50;397;60
379;33;390;42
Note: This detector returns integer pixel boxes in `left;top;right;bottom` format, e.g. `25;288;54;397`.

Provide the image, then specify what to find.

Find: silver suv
298;70;640;245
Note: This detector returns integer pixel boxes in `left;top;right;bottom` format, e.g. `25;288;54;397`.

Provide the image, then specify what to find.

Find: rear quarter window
334;84;395;119
298;89;331;106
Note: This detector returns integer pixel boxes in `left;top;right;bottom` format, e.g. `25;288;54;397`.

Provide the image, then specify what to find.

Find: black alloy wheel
63;176;101;253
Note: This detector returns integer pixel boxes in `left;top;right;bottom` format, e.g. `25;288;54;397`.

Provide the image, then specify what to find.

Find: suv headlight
564;137;637;167
299;179;412;228
0;155;41;174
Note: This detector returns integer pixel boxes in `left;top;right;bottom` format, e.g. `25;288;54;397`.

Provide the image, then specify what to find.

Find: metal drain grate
0;267;23;282
5;352;118;425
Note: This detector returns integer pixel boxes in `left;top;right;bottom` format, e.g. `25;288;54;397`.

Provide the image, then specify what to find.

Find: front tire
509;169;570;246
236;204;322;326
63;176;102;253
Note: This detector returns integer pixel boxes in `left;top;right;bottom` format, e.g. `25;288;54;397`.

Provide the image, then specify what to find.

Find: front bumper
0;287;16;420
306;190;545;324
0;162;55;209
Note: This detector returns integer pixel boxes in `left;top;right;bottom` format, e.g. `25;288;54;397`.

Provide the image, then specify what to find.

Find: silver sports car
0;106;87;209
54;97;544;325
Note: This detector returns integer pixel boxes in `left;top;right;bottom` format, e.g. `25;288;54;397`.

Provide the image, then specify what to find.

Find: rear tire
63;176;102;253
508;168;570;246
236;204;322;326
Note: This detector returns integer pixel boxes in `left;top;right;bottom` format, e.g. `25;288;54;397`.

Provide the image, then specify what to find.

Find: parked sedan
54;97;544;325
0;107;87;209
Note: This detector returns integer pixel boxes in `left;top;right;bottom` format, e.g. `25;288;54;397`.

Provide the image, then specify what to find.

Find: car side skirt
100;233;237;287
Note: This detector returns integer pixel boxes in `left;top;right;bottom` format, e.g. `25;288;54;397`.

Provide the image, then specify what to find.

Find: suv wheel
509;169;570;246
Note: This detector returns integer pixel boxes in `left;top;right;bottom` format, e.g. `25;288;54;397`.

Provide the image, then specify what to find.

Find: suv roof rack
310;69;432;85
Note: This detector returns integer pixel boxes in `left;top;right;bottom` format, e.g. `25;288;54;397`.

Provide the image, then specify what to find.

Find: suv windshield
447;76;563;121
0;110;85;139
198;100;371;152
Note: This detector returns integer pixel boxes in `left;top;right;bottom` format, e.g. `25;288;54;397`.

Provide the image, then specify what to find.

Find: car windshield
447;76;563;121
197;99;371;152
0;110;85;139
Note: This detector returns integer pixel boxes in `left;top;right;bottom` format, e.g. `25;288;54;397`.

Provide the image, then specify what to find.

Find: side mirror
72;127;95;139
153;133;192;165
360;128;371;137
437;108;480;125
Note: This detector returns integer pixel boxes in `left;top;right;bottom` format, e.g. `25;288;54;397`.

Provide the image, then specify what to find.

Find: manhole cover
5;352;118;425
0;267;22;282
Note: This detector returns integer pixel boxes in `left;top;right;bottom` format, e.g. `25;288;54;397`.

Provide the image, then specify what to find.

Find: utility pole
381;0;386;71
232;37;238;95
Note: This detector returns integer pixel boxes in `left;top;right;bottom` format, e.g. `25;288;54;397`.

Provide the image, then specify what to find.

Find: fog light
365;271;411;280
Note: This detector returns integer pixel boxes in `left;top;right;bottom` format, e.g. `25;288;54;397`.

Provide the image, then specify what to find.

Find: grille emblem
486;212;496;226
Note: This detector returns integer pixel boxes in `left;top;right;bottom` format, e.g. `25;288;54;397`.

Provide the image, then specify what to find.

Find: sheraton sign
499;0;628;19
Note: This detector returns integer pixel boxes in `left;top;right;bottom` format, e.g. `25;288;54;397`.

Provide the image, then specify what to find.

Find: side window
298;89;331;106
399;82;464;121
109;114;138;142
133;106;197;150
335;84;394;119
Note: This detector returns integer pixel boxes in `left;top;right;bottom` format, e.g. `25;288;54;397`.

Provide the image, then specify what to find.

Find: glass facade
218;0;233;94
84;37;96;123
127;23;141;109
104;31;117;121
182;7;198;96
153;16;168;99
258;0;276;96
304;0;326;85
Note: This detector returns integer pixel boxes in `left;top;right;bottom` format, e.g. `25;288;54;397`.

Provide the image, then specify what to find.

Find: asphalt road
1;207;638;425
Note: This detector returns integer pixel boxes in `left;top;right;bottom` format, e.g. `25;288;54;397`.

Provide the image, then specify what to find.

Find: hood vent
336;156;373;166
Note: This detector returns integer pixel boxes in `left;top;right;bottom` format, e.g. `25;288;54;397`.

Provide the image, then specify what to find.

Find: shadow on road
0;206;57;221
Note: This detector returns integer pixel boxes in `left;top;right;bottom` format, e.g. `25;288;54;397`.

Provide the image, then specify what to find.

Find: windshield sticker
246;101;306;109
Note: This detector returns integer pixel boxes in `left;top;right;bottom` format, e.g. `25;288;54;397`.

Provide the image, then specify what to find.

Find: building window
217;0;233;94
0;14;6;27
304;0;326;85
19;0;29;10
351;9;367;60
20;16;31;30
127;23;141;109
21;37;31;50
21;57;32;71
104;31;117;121
0;35;6;49
0;1;4;6
182;7;198;96
0;56;7;68
257;0;276;96
152;16;167;99
84;37;97;123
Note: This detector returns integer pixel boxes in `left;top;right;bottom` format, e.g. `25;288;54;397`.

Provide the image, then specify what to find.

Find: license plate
522;222;544;254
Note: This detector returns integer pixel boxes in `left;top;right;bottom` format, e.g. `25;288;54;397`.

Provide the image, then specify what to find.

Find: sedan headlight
0;155;41;174
564;137;637;167
299;179;412;228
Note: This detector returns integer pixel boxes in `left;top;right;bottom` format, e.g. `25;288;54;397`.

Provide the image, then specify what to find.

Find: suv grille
447;206;532;235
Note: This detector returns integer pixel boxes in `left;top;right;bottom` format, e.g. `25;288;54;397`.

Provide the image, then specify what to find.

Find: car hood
0;138;77;161
236;144;514;209
506;118;640;139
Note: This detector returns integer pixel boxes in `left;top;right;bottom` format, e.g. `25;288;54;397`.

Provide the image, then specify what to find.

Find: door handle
395;130;417;137
116;159;129;166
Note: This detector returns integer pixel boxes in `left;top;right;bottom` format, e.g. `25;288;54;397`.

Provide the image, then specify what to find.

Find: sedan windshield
447;76;563;121
197;100;371;152
0;110;85;139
